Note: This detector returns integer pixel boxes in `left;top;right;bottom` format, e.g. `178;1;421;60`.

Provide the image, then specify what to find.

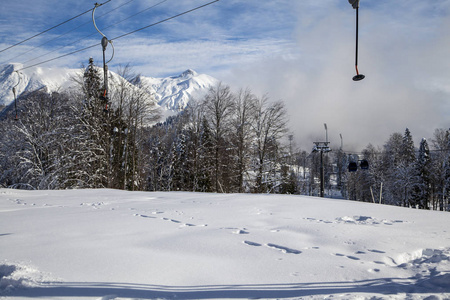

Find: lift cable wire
21;0;168;66
3;0;134;65
112;0;219;41
15;0;220;72
16;44;99;72
0;0;112;55
107;0;169;34
340;148;450;156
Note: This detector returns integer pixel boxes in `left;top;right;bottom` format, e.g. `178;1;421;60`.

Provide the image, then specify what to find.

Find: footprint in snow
368;268;381;273
244;241;262;247
134;214;156;219
162;217;181;223
368;249;386;254
266;243;302;254
347;256;361;261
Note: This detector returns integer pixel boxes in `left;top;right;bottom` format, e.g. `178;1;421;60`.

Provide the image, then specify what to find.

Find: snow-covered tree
411;138;431;209
230;88;257;193
202;83;234;193
251;95;288;193
430;128;450;211
401;128;416;165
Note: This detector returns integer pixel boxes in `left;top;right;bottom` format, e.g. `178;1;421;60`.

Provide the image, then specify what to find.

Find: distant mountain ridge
0;63;218;111
138;69;219;111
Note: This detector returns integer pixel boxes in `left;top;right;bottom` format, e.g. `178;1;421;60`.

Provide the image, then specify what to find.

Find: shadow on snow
8;274;450;299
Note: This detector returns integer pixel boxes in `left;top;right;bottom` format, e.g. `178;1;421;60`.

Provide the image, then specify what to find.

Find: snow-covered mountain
0;63;78;107
0;63;218;111
139;69;218;111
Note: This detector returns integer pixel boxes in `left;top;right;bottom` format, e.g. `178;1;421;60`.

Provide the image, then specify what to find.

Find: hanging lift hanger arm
12;71;22;120
92;3;107;39
92;4;115;64
12;71;21;95
351;0;365;81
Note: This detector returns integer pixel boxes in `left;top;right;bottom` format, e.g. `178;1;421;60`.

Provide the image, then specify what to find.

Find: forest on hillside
0;63;449;211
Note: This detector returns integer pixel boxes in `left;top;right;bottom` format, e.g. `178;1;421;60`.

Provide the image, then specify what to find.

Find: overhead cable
21;0;167;66
3;0;133;65
340;148;450;155
112;0;220;41
15;0;220;72
0;0;112;55
16;44;98;72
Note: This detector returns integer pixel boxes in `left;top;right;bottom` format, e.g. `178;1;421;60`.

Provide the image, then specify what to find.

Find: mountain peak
180;69;197;78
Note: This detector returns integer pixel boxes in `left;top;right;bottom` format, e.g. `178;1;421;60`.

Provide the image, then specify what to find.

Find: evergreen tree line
334;128;450;211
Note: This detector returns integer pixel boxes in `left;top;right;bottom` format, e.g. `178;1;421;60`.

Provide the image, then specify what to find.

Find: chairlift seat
360;159;369;170
348;162;358;172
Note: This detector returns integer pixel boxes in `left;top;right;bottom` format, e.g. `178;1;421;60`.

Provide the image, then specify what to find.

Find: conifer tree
78;58;111;187
401;128;416;165
412;138;431;209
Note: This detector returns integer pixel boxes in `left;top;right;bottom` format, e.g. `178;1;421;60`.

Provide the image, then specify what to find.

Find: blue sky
0;0;299;76
0;0;449;150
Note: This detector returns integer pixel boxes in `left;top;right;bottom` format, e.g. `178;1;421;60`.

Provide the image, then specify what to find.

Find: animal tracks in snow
368;249;386;254
243;240;302;254
133;212;206;228
133;214;156;219
267;243;302;254
80;202;109;209
244;240;262;247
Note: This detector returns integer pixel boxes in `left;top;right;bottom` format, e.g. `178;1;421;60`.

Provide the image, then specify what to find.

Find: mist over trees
0;62;448;211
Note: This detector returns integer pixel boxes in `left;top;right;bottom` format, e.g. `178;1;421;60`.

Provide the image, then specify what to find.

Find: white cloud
221;1;450;151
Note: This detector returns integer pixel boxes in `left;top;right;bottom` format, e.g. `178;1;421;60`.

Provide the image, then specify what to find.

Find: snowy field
0;189;449;300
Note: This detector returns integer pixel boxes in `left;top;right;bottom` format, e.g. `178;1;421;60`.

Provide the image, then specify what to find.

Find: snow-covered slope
0;64;218;111
0;189;449;300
